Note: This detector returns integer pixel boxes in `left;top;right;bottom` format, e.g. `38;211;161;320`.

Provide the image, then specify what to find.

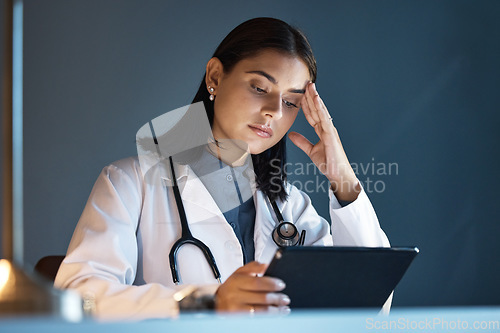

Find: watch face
178;290;216;312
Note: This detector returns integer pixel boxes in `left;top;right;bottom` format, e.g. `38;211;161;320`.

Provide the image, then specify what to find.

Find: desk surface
1;307;499;332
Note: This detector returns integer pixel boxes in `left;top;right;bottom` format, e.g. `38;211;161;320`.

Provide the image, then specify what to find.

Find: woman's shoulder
102;155;173;188
96;156;145;187
105;156;141;171
98;156;141;176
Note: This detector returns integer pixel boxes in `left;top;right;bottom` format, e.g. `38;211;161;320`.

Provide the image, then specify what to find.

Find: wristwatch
174;286;216;312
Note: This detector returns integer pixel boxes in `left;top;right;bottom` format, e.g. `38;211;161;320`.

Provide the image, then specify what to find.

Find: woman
55;17;389;320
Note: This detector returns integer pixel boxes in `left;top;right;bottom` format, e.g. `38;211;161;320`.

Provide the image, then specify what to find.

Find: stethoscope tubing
167;156;221;285
148;121;304;284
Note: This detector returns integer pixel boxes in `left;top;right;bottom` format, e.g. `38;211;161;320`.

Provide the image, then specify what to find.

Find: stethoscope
149;122;306;284
166;155;306;285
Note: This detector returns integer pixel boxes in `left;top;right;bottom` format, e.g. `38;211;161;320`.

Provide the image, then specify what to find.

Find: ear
205;57;224;94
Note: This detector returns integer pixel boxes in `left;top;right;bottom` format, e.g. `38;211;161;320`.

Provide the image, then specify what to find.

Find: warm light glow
0;259;13;293
172;285;196;302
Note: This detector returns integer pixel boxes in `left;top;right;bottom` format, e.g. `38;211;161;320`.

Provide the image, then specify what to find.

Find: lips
248;124;273;138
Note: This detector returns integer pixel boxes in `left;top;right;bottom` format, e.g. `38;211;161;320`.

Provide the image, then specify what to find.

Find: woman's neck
207;138;250;167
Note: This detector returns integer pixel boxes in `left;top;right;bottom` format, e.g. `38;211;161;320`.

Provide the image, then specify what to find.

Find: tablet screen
264;246;418;309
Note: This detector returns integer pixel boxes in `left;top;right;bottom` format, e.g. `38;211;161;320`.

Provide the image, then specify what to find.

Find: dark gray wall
1;0;499;307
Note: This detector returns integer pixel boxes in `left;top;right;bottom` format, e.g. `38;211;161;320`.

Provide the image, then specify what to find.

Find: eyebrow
246;70;305;94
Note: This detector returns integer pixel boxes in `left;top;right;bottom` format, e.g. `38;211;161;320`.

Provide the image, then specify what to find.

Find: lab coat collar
170;161;257;220
176;163;225;220
156;160;221;218
161;160;275;262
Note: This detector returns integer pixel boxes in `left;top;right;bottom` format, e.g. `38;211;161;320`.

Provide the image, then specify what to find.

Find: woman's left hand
288;82;361;202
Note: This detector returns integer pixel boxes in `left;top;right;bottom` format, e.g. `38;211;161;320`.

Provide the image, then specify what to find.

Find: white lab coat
54;157;390;320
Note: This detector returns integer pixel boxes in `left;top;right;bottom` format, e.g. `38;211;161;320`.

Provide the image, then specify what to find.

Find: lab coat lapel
176;163;279;264
177;164;226;224
172;164;246;282
254;190;279;263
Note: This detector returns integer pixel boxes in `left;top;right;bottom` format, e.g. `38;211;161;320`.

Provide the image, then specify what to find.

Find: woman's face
208;50;310;154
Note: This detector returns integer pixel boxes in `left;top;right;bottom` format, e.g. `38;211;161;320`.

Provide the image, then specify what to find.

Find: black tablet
264;246;419;309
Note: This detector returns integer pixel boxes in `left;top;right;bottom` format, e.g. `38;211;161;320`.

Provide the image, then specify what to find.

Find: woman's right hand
215;261;290;313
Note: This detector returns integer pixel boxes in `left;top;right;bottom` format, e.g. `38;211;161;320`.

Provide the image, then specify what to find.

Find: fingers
301;82;333;132
288;131;313;156
251;304;291;315
215;261;290;313
230;261;286;293
232;271;285;293
300;94;318;127
233;261;268;275
301;83;320;124
237;290;290;307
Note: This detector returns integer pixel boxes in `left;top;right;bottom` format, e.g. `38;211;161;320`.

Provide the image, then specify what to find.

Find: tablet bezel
264;246;419;309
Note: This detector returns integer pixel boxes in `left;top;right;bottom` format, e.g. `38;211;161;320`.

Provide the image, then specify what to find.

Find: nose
262;94;283;120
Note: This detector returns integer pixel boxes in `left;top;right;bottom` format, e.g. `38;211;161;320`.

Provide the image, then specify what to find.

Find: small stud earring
208;86;215;101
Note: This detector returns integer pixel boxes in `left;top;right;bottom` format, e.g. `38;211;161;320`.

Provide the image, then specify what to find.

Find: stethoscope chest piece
272;222;300;247
270;200;306;247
